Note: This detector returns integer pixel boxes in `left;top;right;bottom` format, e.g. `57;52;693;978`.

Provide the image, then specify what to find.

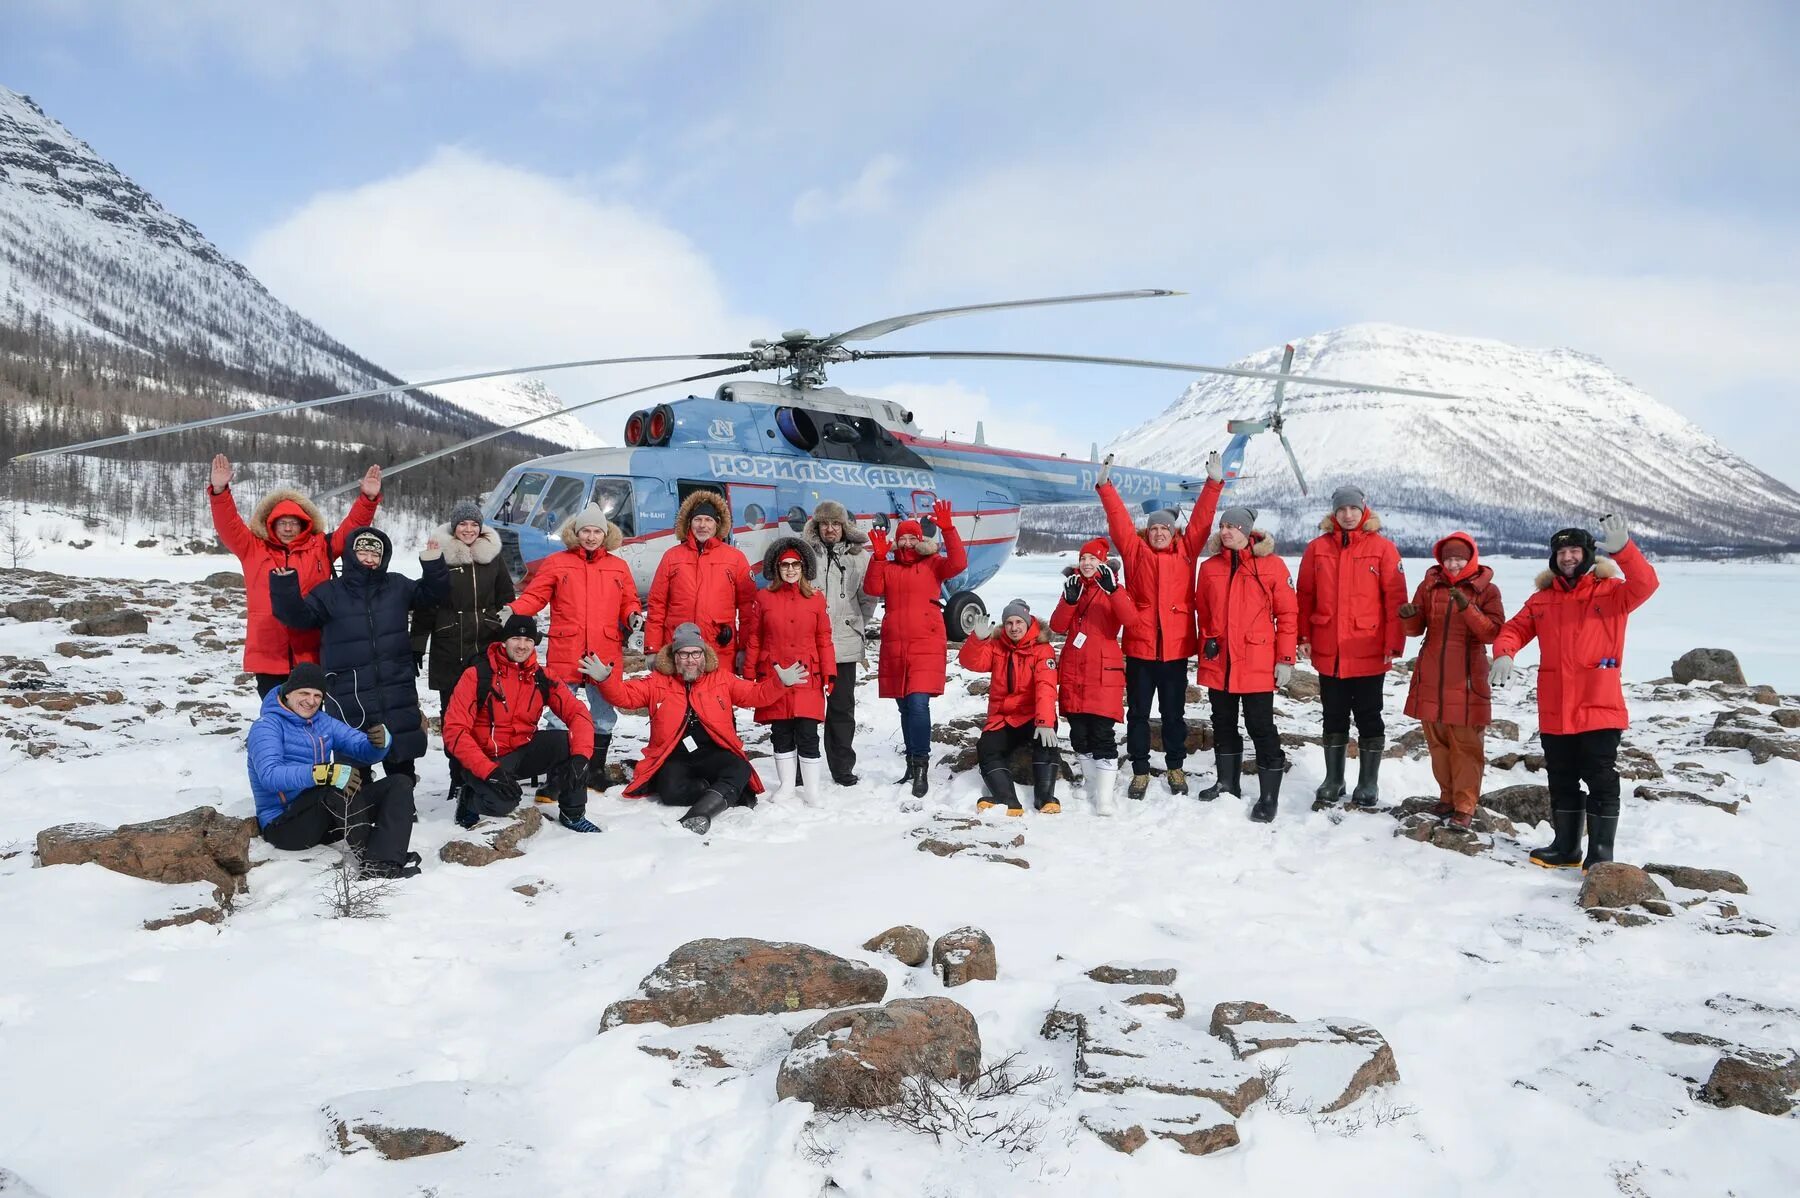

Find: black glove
1449;589;1470;611
486;767;523;804
412;652;424;676
1096;563;1118;593
1398;603;1418;619
569;754;589;775
1061;574;1083;604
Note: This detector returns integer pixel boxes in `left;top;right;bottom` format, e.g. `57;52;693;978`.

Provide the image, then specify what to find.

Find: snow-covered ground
2;544;1797;1195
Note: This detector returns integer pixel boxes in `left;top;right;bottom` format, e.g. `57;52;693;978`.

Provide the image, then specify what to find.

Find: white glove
1205;450;1223;483
495;605;514;624
1275;662;1293;688
1034;726;1058;750
1096;454;1112;487
579;654;613;683
1598;513;1629;554
969;613;994;640
775;662;809;687
1489;655;1514;688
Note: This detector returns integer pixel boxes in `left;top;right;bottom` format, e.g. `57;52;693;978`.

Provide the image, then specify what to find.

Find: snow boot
1351;738;1385;809
1429;799;1456;820
1249;762;1282;823
1312;734;1349;809
1127;772;1150;801
1165;767;1189;797
1033;759;1060;814
1582;812;1618;871
1529;804;1586;869
979;766;1019;814
679;787;733;835
1090;757;1118;817
558;812;603;833
1198;750;1242;800
908;756;931;799
363;858;421;880
587;734;612;793
798;755;824;807
770;751;798;802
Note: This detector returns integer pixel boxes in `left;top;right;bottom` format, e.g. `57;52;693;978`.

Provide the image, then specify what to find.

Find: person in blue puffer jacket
270;525;450;779
246;663;419;877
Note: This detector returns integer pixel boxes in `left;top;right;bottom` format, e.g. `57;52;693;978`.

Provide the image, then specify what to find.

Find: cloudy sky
6;1;1798;483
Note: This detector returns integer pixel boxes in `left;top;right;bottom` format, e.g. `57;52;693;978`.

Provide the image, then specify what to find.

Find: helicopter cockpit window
801;411;929;469
497;472;547;525
589;478;634;536
530;475;589;532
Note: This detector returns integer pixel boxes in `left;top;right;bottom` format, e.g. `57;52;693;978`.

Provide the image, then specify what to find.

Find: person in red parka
587;622;805;834
1490;516;1658;870
645;489;756;656
1399;533;1505;829
442;614;600;833
205;452;383;695
1193;506;1298;822
1049;537;1137;816
862;498;968;798
1096;451;1224;799
1297;484;1407;810
498;502;640;794
744;537;836;805
958;599;1060;815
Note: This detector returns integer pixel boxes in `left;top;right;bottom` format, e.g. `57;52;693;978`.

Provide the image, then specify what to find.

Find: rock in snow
931;927;998;988
1672;648;1747;686
776;997;982;1110
599;938;887;1031
862;925;931;967
35;806;257;903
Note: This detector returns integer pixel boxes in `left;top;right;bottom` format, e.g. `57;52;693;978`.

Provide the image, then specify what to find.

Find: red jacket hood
1432;531;1482;584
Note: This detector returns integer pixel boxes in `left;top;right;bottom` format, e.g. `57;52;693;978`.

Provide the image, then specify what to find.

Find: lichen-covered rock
1705;710;1800;764
36;806;257;902
776;997;981;1110
1086;963;1178;987
1210;1002;1401;1113
600;938;887;1030
1479;784;1551;827
437;806;542;867
72;610;148;637
1643;863;1748;895
1579;862;1667;912
1671;648;1745;686
931;926;997;987
862;925;930;967
4;599;53;622
200;571;245;589
1695;1051;1800;1116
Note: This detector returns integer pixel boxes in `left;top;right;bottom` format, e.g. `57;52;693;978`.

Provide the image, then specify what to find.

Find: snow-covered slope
425;375;605;451
1105;325;1800;552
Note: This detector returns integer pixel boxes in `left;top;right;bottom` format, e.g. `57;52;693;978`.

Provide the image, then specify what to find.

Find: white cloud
244;147;766;439
791;154;904;225
862;380;1072;457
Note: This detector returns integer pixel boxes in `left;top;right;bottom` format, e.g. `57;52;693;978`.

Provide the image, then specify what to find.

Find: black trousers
976;724;1060;771
1320;672;1386;739
652;742;753;808
462;729;585;818
255;673;287;698
262;778;416;864
437;688;455;761
823;662;859;776
770;717;821;757
1541;728;1623;817
1125;657;1189;772
1208;689;1282;767
1066;712;1118;761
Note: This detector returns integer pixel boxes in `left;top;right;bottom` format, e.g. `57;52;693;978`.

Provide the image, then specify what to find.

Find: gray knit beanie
1330;485;1367;512
1145;509;1178;529
573;503;610;533
670;622;706;653
447;500;483;528
1219;506;1257;531
1002;599;1032;624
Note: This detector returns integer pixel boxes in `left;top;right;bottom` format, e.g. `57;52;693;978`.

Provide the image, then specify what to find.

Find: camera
1203;637;1221;660
716;626;732;647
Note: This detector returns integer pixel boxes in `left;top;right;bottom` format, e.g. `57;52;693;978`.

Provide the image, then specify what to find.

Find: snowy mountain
1101;324;1800;554
425;375;605;452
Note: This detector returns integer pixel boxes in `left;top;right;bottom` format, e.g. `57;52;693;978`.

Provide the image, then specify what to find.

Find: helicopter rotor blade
1270;342;1296;419
854;349;1469;400
8;351;757;464
1225;419;1268;435
1278;429;1310;496
822;289;1182;346
315;364;754;500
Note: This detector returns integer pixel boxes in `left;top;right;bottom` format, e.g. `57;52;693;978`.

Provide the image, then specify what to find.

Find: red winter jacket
958;619;1058;732
442;641;595;778
863;523;969;698
1193;530;1298;693
1297;508;1407;678
1491;539;1659;735
1401;534;1505;728
598;644;785;797
1099;478;1222;661
645;490;756;653
208;483;381;674
743;582;835;723
1049;571;1137;721
509;516;641;685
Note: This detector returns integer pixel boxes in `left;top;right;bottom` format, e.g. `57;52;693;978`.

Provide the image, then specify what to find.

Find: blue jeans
585;683;619;736
896;693;932;757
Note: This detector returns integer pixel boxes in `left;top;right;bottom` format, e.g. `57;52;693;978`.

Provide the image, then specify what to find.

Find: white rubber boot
770;751;798;802
1090;756;1119;817
797;755;824;807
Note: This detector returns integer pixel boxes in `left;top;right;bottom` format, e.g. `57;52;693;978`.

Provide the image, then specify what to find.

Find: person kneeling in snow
443;614;600;833
247;663;419;878
583;622;807;835
960;599;1061;816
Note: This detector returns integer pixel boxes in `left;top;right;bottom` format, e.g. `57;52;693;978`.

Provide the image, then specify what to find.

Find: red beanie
777;546;805;565
896;519;923;539
1079;537;1109;559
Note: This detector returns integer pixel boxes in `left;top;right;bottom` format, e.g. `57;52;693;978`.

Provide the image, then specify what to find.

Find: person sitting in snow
582;621;806;835
960;599;1061;816
441;613;600;833
246;663;419;878
205;452;384;697
1490;516;1659;870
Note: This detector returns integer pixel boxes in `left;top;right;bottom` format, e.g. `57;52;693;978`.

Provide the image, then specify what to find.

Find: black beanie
282;662;328;698
1548;527;1595;578
498;613;542;643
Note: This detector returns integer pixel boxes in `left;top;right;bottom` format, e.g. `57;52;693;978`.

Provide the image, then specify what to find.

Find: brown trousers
1423;721;1485;815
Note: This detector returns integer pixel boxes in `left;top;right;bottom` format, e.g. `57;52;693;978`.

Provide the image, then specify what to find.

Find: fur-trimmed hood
651;641;721;675
1203;528;1277;557
1316;509;1384;535
675;489;732;544
802;499;868;551
761;535;818;580
1535;556;1621;591
893;529;941;557
556;513;624;552
1423;562;1495;591
249;488;324;542
996;616;1052;647
424;522;503;567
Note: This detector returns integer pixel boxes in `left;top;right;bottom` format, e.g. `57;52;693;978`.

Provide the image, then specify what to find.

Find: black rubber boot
1197;751;1242;800
587;734;612;793
1351;737;1384;809
679;787;733;835
909;756;930;798
1249;762;1282;823
1582;812;1618;871
1312;734;1348;809
979;767;1018;812
1033;760;1060;813
1529;805;1586;868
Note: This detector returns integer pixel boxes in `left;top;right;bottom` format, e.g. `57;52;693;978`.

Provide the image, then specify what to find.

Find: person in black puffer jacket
271;526;450;776
409;501;515;778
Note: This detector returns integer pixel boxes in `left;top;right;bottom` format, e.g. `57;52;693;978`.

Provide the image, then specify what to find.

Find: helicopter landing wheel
944;591;987;642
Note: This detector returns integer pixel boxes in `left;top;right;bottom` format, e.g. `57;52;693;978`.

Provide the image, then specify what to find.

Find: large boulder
1643;863;1748;895
1579;862;1672;925
72;610;149;637
776;997;982;1110
1695;1051;1800;1116
200;571;245;589
931;926;997;987
1672;648;1745;686
1210;1002;1401;1113
36;806;257;902
600;938;887;1031
4;599;53;622
862;925;930;967
1704;710;1800;764
1479;784;1551;827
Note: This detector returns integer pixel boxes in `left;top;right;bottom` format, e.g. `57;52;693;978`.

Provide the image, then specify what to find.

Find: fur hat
805;500;867;548
1330;485;1367;512
1002;598;1032;624
1549;527;1596;578
762;536;817;580
249;488;323;541
447;500;483;529
1219;505;1257;531
670;622;707;653
1079;536;1109;559
498;613;541;643
282;662;328;700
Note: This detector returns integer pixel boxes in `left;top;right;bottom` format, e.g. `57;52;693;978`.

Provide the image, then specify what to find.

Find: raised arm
410;548;452;610
1611;539;1660;615
206;456;257;560
1096;481;1146;576
328;468;384;559
729;670;787;709
1180;476;1225;558
597;669;652;711
932;500;968;581
269;569;328;630
957;632;995;672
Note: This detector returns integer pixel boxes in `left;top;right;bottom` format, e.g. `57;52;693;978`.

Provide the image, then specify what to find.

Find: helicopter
1220;342;1310;494
12;290;1462;636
